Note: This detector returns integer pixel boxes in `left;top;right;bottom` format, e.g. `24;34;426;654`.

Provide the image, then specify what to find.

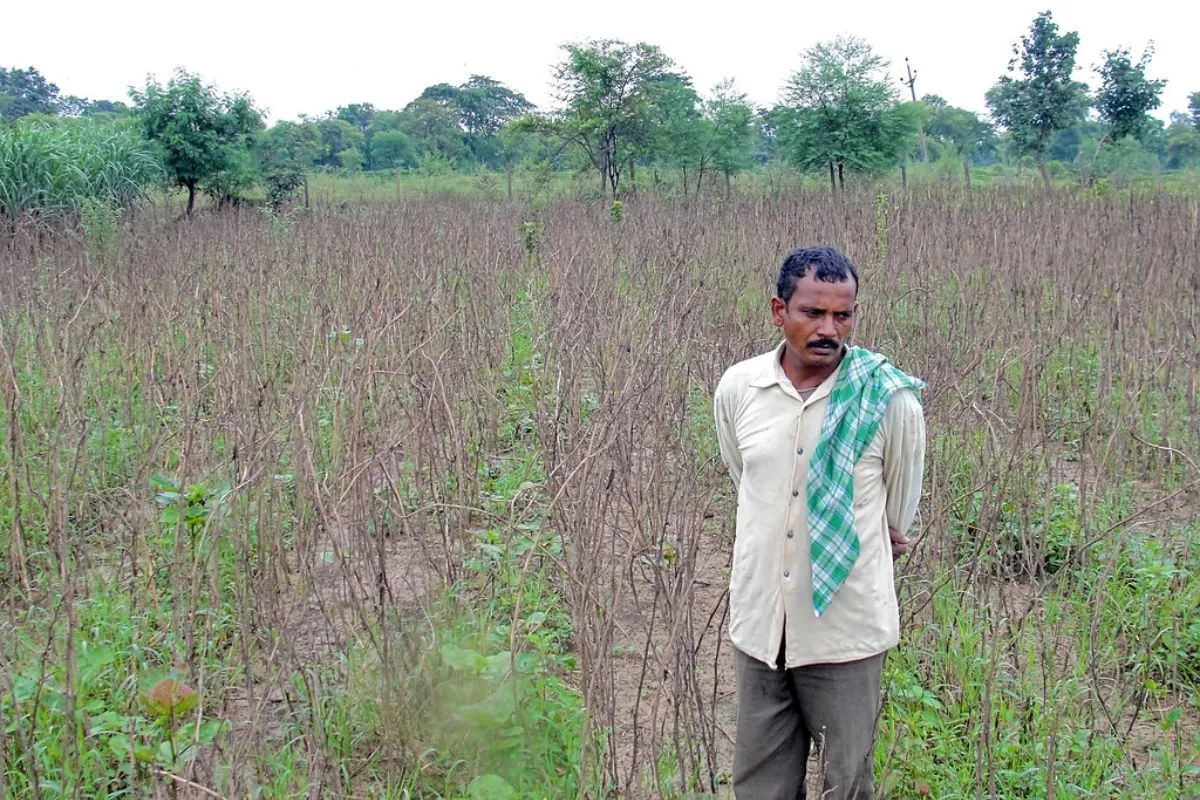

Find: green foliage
551;38;685;195
650;74;710;188
925;99;997;162
130;69;263;213
399;97;472;166
418;75;534;168
256;120;320;208
314;117;363;168
705;80;758;185
1164;114;1200;170
0;66;62;120
369;129;418;170
779;35;918;187
0;118;161;220
1095;46;1166;142
986;11;1090;184
336;145;364;171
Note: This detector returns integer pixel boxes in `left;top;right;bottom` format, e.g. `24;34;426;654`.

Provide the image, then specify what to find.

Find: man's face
770;271;859;373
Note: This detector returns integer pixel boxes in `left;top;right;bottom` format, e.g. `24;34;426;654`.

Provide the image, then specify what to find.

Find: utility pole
903;58;928;162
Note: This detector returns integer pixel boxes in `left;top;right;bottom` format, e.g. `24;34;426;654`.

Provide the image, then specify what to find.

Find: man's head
770;245;860;379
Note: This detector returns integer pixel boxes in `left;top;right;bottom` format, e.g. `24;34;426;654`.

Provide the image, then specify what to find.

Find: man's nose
817;314;838;337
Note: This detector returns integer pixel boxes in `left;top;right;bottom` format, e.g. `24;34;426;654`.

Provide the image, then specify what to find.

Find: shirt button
797;447;804;455
783;570;790;578
786;530;794;539
792;490;799;497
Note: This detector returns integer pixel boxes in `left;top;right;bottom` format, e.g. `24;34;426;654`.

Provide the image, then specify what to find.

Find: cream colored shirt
713;343;926;669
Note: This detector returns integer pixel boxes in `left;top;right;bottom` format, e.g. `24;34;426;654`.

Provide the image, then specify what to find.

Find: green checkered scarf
808;346;925;616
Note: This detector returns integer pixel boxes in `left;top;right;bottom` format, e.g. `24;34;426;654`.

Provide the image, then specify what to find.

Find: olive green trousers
732;645;885;800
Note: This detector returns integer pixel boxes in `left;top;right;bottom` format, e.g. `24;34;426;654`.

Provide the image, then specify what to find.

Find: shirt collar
749;341;847;399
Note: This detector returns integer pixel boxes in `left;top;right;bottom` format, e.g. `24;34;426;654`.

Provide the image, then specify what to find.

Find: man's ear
770;296;786;326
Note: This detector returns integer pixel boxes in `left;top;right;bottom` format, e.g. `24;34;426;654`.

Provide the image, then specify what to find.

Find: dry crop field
0;188;1197;799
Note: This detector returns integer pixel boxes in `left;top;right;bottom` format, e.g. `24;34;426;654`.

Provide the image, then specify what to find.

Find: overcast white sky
5;0;1196;124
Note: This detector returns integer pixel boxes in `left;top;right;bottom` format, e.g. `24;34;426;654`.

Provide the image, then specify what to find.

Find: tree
131;70;263;214
315;118;363;168
925;102;997;187
551;39;684;195
705;80;758;195
1188;91;1199;129
414;76;534;168
1095;47;1165;141
985;10;1089;187
370;130;418;170
399;98;471;165
336;103;376;133
1088;47;1166;182
336;103;377;167
0;66;61;120
420;75;534;138
650;75;710;193
780;35;916;190
257;120;320;208
1165;111;1200;169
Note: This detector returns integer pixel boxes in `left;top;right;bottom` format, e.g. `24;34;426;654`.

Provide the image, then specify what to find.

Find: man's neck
781;346;845;392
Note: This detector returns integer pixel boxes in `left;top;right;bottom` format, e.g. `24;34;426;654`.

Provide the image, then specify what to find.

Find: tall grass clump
0;119;161;223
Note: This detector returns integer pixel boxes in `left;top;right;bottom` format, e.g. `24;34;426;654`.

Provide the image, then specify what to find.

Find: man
713;245;926;799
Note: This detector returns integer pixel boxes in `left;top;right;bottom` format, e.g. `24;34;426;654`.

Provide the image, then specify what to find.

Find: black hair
776;245;859;303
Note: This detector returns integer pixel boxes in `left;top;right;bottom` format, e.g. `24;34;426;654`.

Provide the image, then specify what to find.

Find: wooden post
903;58;929;163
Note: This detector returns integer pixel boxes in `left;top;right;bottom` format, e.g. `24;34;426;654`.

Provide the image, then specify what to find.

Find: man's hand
888;526;911;559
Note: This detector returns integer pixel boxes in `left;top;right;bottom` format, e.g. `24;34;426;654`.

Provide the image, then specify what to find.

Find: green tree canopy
648;74;709;192
985;10;1089;186
315;117;363;168
0;66;61;120
399;97;471;165
1094;47;1166;142
924;99;997;186
705;80;758;192
780;35;916;189
131;70;263;214
414;76;533;168
370;129;418;170
257;120;320;208
550;39;685;195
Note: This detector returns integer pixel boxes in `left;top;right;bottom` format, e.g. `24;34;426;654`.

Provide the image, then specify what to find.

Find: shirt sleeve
713;374;743;490
882;388;926;535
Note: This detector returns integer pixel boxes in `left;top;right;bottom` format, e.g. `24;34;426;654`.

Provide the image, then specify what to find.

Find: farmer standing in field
713;245;926;799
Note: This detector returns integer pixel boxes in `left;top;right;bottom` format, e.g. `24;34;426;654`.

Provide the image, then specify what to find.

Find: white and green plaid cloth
807;346;925;616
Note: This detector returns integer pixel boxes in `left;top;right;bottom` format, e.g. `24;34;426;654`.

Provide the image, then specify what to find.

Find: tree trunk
829;161;836;192
724;170;732;200
900;163;907;191
1036;153;1050;188
962;157;972;189
837;161;845;191
303;175;310;209
681;165;688;197
1087;132;1112;187
186;183;196;215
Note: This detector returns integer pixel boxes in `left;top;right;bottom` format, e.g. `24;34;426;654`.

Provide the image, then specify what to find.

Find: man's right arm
713;374;743;490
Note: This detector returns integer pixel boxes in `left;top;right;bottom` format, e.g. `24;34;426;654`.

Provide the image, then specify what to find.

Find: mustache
807;339;840;350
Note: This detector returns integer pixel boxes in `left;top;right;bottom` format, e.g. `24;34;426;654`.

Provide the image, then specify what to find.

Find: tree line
3;9;1199;216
